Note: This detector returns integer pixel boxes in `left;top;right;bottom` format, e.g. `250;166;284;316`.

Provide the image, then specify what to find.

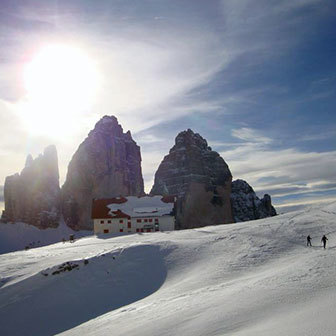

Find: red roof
91;197;129;219
91;195;176;219
161;195;176;203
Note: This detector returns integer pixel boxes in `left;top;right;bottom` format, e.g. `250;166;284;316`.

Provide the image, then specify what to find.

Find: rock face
231;179;277;222
62;115;144;230
1;145;61;228
151;129;233;229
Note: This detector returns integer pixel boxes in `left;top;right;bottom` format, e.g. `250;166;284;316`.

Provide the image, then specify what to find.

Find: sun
21;44;100;137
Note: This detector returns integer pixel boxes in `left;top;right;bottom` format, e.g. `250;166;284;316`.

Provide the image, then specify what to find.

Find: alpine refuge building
92;195;176;234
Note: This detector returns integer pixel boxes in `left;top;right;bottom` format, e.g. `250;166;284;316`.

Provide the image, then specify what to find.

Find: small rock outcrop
231;179;277;222
151;129;233;229
1;145;61;228
62;115;144;230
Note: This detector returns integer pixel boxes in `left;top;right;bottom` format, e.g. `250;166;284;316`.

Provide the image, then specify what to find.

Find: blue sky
0;0;335;212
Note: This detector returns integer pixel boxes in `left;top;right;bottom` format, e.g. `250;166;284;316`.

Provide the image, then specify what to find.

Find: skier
321;235;328;249
306;235;312;247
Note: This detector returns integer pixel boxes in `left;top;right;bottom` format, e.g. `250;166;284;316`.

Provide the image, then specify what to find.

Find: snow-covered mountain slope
0;220;90;254
0;203;336;336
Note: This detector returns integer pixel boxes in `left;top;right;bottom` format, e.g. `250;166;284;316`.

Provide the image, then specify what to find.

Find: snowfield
1;202;336;336
0;220;89;255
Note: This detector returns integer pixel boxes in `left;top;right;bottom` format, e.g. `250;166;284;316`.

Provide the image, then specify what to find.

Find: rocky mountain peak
62;115;144;230
92;115;120;134
151;129;232;197
43;144;58;158
151;129;233;229
231;179;277;222
24;154;33;168
42;145;59;179
2;146;61;228
174;129;209;151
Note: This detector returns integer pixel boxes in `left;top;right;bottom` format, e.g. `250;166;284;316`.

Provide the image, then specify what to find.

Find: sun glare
21;44;100;137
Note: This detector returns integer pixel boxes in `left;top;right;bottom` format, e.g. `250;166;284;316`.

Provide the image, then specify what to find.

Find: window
119;219;123;223
136;228;139;232
146;228;151;232
140;228;144;232
100;220;104;224
120;229;123;232
107;220;111;224
104;229;109;234
155;218;159;223
144;219;148;223
128;222;131;228
137;219;141;223
149;219;153;222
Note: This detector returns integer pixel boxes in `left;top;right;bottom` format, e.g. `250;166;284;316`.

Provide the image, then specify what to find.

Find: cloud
218;127;336;207
221;0;324;54
275;197;336;213
231;128;272;144
0;1;235;189
88;30;232;134
3;0;326;133
0;0;334;209
255;182;336;198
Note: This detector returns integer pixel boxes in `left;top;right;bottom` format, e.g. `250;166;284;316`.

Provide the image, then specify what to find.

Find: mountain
151;129;276;228
62;115;144;230
1;145;61;229
1;121;276;232
151;129;233;228
231;179;277;222
1;202;335;336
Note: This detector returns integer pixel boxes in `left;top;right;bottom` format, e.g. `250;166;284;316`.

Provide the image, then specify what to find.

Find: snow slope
0;202;336;336
0;220;90;254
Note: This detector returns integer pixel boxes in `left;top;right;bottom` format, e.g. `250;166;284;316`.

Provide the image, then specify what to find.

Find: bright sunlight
21;44;100;137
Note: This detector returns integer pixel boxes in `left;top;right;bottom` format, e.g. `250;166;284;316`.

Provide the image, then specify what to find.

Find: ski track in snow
0;202;335;335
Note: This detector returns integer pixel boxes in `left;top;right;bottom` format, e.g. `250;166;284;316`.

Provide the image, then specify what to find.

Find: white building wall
94;216;175;235
156;216;175;231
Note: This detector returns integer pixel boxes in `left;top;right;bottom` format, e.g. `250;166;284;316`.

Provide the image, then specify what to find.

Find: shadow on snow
0;244;171;336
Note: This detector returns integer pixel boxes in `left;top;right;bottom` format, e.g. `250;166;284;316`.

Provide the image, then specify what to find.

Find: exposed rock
151;129;233;229
62;115;144;230
1;145;61;228
231;179;277;222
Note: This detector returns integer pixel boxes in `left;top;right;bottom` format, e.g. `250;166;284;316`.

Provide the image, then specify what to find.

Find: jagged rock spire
2;145;61;228
62;115;144;230
151;129;233;229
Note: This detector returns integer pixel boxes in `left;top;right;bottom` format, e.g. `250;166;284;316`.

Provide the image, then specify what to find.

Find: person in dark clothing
321;235;328;249
307;235;312;247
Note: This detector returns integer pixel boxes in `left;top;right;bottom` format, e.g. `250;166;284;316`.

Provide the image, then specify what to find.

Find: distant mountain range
1;115;276;230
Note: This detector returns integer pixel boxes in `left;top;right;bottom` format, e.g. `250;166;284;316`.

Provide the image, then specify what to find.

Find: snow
0;202;336;335
107;195;174;217
0;220;90;254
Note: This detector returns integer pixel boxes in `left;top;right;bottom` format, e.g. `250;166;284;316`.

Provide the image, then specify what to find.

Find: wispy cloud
231;128;272;144
275;197;336;213
217;127;336;208
0;0;335;213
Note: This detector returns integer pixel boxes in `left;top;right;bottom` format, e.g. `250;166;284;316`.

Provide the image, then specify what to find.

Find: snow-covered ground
0;202;336;336
0;220;90;254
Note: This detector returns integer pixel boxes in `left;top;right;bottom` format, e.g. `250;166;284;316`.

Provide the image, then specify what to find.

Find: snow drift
0;202;336;336
0;220;89;254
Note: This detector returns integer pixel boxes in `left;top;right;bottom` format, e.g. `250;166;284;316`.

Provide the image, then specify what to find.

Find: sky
0;0;335;213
